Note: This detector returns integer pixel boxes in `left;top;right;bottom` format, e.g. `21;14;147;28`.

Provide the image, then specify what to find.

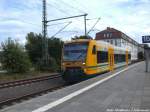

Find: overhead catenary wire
60;30;79;33
87;18;101;35
0;18;41;28
47;1;85;32
73;0;87;12
0;1;41;28
47;1;85;23
85;17;101;30
1;0;90;39
47;3;70;16
46;14;87;36
48;0;85;18
47;0;89;37
53;0;86;14
51;22;72;37
91;28;101;32
0;1;41;42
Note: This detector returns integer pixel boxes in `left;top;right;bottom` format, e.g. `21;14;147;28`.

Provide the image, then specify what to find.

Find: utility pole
42;0;49;65
84;14;87;36
144;47;150;72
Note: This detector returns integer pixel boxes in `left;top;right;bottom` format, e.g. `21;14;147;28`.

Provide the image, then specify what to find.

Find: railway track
0;73;66;108
0;73;61;89
0;61;141;109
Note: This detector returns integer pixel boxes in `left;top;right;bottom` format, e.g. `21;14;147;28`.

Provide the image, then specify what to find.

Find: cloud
0;0;150;44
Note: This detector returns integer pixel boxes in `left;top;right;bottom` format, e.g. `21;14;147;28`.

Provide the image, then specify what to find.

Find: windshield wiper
76;53;83;59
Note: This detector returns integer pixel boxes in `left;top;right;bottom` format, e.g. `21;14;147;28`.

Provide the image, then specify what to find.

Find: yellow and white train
61;39;131;82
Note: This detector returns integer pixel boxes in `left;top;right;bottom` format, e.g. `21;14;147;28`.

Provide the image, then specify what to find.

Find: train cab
62;39;90;82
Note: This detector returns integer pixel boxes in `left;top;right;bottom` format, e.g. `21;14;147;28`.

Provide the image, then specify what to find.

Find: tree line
0;32;63;73
0;33;88;74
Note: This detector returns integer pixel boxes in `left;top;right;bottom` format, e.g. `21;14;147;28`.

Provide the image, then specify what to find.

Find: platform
1;62;150;112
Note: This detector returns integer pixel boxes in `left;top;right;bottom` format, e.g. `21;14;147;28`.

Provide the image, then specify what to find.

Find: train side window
92;45;96;54
123;54;125;62
114;54;118;63
97;51;101;63
118;54;125;62
115;54;127;63
97;51;108;63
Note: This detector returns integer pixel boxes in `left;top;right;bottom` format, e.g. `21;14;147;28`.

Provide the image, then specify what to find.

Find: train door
108;47;114;71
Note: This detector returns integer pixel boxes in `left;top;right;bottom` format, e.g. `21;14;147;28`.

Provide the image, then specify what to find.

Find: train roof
96;40;130;52
64;39;130;52
64;39;91;44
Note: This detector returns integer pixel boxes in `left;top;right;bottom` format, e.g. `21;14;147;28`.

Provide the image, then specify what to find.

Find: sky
0;0;150;45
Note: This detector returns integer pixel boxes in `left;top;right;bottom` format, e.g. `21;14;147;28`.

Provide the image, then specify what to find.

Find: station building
95;27;143;60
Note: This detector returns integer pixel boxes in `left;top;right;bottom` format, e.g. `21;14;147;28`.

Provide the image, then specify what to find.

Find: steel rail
0;74;65;108
0;85;65;108
0;73;61;89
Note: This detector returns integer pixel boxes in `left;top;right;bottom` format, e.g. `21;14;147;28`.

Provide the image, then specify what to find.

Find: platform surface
1;62;150;112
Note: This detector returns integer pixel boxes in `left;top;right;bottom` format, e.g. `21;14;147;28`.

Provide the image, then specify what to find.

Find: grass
0;71;57;83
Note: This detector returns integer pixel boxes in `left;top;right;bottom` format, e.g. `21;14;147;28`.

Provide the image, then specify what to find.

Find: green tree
25;32;63;71
25;32;43;65
72;35;92;40
48;37;63;67
1;38;31;73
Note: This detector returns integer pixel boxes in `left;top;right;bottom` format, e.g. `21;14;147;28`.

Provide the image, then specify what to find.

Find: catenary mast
42;0;49;65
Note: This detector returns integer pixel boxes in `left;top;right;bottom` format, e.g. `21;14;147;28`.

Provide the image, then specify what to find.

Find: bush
36;56;58;72
1;38;31;73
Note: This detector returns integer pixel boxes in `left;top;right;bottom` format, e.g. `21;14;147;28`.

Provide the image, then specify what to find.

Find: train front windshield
63;42;88;61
